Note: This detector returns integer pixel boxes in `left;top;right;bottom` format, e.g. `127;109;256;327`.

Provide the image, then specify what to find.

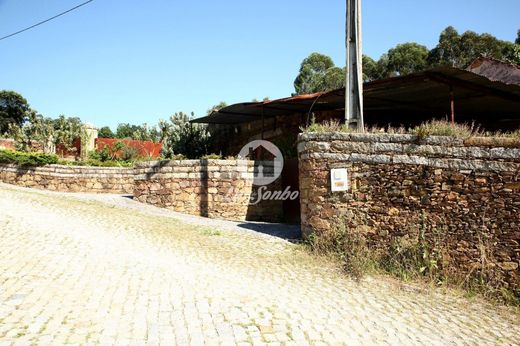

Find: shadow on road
236;222;301;242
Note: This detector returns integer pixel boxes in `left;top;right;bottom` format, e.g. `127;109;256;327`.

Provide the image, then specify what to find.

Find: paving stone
0;183;518;345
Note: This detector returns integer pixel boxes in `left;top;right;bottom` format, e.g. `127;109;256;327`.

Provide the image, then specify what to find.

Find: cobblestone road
0;183;519;345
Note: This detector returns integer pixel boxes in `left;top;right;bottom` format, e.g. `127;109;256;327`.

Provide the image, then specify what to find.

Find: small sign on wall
330;168;349;192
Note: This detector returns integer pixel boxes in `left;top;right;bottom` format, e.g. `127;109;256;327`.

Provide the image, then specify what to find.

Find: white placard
330;168;349;192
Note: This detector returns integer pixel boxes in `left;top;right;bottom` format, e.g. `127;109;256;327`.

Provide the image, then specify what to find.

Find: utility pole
345;0;364;130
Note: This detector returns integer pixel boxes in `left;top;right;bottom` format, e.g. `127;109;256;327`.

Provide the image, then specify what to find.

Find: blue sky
0;0;519;129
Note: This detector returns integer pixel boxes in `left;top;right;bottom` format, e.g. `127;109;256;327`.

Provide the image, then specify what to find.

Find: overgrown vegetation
410;120;483;138
307;211;519;306
59;158;134;167
0;149;58;166
160;112;213;159
300;118;352;133
8;112;86;154
301;118;520;140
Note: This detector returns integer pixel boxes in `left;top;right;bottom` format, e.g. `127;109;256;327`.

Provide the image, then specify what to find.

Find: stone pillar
81;123;98;158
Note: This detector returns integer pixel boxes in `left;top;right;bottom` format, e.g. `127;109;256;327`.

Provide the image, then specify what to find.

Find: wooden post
450;86;455;124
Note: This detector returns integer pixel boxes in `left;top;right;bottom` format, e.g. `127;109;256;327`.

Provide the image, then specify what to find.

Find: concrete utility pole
345;0;364;130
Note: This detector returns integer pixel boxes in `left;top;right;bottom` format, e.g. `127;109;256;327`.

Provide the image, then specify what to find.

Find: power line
0;0;95;42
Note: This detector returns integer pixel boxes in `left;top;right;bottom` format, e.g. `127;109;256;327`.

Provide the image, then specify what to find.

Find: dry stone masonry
133;160;283;222
0;164;134;194
298;132;520;294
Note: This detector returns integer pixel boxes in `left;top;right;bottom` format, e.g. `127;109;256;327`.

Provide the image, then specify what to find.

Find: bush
58;159;134;167
307;210;519;305
0;149;58;166
308;211;376;280
160;112;213;159
411;120;482;138
300;118;351;133
200;153;222;160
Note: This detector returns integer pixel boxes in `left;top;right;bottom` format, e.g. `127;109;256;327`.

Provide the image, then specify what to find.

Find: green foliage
206;102;228;115
308;211;376;280
0;90;30;134
98;126;115;138
60;158;134;167
358;27;520;82
0;149;58;166
115;123;160;142
160;112;213;159
7;112;84;154
428;26;520;67
92;141;141;162
131;123;161;142
300;117;351;133
362;55;388;82
169;153;187;160
516;29;520;45
307;211;518;305
200;153;222;160
294;52;345;95
411;120;482;139
302;119;490;139
115;123;140;139
120;143;139;161
386;42;429;76
53;115;83;153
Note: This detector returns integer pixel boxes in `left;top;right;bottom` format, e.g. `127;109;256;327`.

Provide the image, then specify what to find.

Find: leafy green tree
516;29;520;45
428;26;519;67
386;42;429;76
116;123;140;139
294;52;344;94
160;112;212;159
8;113;84;153
206;102;228;115
322;66;346;90
98;126;115;138
0;90;30;134
131;123;161;142
362;55;391;81
52;115;83;152
427;26;462;67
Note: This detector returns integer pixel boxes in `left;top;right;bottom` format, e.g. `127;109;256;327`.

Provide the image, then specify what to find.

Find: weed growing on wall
307;209;519;305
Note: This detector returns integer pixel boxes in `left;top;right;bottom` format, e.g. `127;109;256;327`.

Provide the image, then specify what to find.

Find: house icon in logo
238;139;284;186
246;144;277;178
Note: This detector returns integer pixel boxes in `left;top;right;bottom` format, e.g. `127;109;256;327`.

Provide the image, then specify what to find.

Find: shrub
120;144;139;161
170;154;187;160
308;211;376;280
58;159;134;167
200;153;222;160
307;210;519;305
300;117;352;133
0;149;58;166
160;112;213;159
410;120;482;138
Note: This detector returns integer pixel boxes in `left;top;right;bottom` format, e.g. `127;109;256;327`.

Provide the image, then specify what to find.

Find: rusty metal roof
467;57;520;86
192;63;520;130
191;91;344;124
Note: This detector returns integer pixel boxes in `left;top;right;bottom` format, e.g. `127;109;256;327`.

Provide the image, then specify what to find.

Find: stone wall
134;160;283;222
0;164;134;194
298;132;520;293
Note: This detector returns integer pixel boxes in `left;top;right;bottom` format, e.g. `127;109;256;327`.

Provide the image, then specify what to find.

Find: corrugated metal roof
192;62;520;127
